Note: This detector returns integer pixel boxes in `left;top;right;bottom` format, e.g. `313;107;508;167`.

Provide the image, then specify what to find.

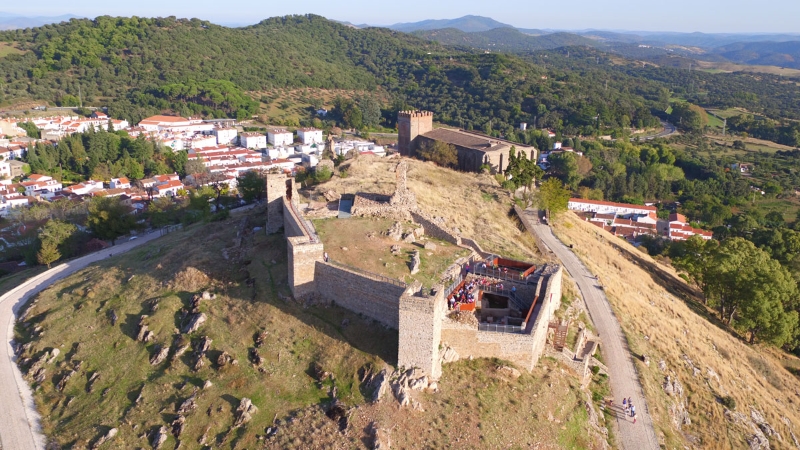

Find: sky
2;0;800;33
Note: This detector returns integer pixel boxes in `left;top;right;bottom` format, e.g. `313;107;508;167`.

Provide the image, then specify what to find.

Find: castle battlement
398;110;434;118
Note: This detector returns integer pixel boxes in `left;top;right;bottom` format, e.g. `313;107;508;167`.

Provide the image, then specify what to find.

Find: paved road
628;120;677;142
520;209;659;450
0;231;162;450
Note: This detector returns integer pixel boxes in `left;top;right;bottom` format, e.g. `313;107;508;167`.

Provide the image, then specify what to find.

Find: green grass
0;42;25;58
706;111;725;130
0;267;46;296
15;209;398;449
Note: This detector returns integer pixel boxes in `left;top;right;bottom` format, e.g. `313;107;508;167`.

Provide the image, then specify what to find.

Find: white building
268;129;294;147
110;177;131;189
568;198;657;216
21;174;63;199
153;180;184;197
138;115;213;133
211;127;238;145
297;128;323;145
240;132;267;149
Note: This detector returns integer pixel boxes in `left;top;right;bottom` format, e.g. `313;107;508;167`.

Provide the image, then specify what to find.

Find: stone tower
266;172;292;234
397;110;433;156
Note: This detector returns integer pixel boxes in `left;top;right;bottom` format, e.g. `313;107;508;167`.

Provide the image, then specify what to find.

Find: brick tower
397;110;433;156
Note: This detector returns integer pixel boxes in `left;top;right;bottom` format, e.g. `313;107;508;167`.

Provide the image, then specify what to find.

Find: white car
129;236;138;241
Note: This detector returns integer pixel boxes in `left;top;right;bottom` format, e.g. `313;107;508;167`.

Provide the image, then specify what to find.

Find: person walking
323;252;329;263
630;404;636;419
622;397;627;412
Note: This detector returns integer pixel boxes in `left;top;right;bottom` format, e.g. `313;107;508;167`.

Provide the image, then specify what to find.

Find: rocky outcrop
150;426;168;449
370;422;391;449
371;369;389;403
89;427;117;450
149;345;169;366
409;250;421;275
234;398;258;427
440;345;460;364
182;313;206;334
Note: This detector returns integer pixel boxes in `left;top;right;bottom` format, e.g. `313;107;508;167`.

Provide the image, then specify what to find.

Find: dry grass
313;217;470;287
0;42;25;58
13;203;596;449
552;211;800;449
304;155;541;262
267;358;602;450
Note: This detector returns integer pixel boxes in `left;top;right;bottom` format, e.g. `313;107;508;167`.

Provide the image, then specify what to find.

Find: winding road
519;209;660;450
0;230;162;450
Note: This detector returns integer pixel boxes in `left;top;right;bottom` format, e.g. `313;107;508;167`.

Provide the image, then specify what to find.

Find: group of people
448;280;478;310
622;397;637;423
448;275;518;310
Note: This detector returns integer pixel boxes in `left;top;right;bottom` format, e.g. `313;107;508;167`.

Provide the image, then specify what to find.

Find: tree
547;152;581;189
704;238;799;346
416;140;458;168
236;170;266;203
670;235;719;298
18;122;40;139
535;178;570;218
184;158;208;176
87;196;138;244
37;239;60;268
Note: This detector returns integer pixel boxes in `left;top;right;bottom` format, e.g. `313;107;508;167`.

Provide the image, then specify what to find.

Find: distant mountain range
0;13;81;30
379;15;800;69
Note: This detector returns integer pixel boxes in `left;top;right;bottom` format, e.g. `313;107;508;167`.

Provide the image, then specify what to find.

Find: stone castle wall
528;265;563;367
410;211;461;245
398;286;446;378
441;321;539;371
314;262;407;328
440;265;563;371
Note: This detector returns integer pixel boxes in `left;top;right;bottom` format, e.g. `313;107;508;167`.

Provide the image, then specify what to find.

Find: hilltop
12;161;605;449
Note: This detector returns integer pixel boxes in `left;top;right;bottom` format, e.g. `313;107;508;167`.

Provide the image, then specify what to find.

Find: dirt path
0;231;162;450
520;209;660;450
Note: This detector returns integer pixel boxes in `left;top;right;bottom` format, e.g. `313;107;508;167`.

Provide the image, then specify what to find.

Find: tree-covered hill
0;15;666;134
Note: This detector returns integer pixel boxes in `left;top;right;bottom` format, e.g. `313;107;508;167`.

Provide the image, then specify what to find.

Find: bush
590;365;600;375
721;395;736;410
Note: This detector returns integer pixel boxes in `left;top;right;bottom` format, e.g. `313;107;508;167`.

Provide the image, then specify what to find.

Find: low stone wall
459;237;492;259
411;211;461;245
528;265;563;367
398;286;446;378
314;262;406;328
441;323;539;371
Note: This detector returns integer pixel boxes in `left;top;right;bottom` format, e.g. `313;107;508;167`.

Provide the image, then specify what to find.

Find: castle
265;163;562;378
397;110;537;174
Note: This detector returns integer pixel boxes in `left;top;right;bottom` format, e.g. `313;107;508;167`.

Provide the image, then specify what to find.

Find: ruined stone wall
288;237;324;299
398;286;446;378
528;265;562;367
441;321;539;371
314;262;406;328
410;211;461;245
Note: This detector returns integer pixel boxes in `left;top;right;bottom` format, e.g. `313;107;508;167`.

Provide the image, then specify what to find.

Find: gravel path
520;209;660;450
0;231;162;450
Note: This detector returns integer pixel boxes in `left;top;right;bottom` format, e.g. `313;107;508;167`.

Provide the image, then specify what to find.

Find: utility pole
723;118;727;137
78;85;82;108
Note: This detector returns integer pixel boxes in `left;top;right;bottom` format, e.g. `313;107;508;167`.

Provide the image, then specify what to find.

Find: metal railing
478;323;524;334
444;274;463;297
326;258;407;288
472;265;531;283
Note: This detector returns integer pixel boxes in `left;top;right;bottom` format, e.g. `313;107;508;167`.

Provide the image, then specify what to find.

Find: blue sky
3;0;799;33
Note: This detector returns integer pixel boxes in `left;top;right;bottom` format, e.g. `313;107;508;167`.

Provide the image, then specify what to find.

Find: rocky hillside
14;176;601;448
553;211;800;449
